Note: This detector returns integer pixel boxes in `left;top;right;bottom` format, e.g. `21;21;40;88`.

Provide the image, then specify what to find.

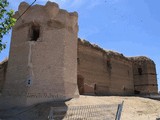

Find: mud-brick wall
130;57;158;94
78;40;134;95
78;41;109;95
108;56;134;95
0;60;7;93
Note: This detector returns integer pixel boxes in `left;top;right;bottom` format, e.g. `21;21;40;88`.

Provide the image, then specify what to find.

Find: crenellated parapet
14;1;78;33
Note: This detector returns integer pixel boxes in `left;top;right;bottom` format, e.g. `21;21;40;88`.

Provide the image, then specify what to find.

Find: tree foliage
0;0;16;52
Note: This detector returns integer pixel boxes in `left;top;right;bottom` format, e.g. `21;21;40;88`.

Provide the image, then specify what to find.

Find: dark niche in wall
77;58;80;65
138;68;142;75
107;60;112;69
30;24;40;41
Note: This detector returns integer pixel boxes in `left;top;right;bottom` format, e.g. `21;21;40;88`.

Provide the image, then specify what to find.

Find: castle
0;2;158;107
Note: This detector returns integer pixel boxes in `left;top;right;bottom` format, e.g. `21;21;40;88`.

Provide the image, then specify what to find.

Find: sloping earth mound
68;96;160;120
0;96;160;120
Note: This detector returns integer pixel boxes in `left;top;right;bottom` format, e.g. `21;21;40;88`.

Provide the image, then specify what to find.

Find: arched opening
77;75;84;95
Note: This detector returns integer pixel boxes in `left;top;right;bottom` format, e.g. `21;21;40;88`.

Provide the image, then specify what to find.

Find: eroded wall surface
78;39;134;95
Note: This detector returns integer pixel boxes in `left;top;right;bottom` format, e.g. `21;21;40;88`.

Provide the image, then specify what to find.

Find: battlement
14;1;78;33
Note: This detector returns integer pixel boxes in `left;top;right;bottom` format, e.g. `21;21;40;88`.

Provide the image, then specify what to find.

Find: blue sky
0;0;160;90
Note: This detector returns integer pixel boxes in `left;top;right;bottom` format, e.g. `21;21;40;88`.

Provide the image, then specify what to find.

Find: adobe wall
78;39;134;95
1;1;79;107
129;57;158;94
107;53;134;95
0;60;8;93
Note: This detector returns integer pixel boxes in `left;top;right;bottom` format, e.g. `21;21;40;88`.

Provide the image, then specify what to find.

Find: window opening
30;24;40;41
138;68;142;75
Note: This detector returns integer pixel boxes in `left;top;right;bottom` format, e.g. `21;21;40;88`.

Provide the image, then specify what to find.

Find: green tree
0;0;16;52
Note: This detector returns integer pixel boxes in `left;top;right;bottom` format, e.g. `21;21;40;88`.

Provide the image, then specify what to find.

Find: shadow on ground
0;101;68;120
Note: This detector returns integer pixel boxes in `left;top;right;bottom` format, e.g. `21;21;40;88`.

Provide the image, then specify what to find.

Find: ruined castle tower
1;1;79;106
130;57;158;94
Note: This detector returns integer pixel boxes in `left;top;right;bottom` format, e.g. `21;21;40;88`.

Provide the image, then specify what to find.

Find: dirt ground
66;95;160;120
0;95;160;120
